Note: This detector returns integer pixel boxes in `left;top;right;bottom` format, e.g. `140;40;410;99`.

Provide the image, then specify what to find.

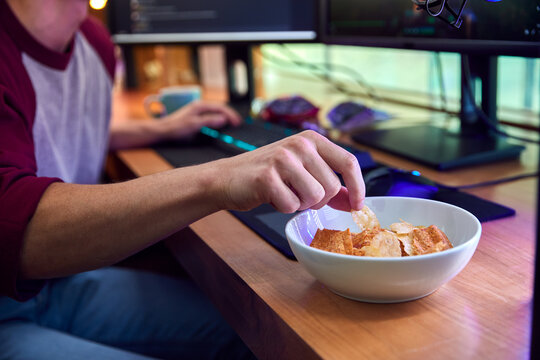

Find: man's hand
160;100;242;140
109;100;242;150
211;130;365;213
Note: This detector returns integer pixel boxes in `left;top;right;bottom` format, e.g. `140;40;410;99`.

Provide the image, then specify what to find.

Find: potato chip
356;229;402;257
351;206;379;232
390;221;415;234
396;233;415;256
411;225;452;255
310;228;353;255
352;229;377;249
342;229;353;255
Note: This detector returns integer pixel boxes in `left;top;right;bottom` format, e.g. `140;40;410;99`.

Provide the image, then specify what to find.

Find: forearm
109;120;170;150
109;101;242;150
20;163;224;279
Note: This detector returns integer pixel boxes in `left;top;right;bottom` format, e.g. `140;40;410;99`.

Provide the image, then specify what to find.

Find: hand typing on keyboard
208;130;365;213
110;100;243;150
159;101;242;140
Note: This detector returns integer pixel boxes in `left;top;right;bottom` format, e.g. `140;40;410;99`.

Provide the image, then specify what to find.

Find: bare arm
109;100;242;150
21;162;223;279
21;131;365;280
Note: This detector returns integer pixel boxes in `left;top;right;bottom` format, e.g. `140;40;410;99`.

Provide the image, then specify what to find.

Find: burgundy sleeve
0;80;62;301
80;16;116;81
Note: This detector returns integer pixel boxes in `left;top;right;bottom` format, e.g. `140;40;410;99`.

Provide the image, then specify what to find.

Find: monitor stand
352;55;526;170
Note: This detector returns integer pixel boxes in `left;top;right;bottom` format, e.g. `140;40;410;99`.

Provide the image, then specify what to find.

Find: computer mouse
327;101;390;132
364;167;441;199
260;95;319;127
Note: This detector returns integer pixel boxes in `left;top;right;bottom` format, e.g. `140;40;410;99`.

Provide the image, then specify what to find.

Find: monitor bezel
111;31;317;45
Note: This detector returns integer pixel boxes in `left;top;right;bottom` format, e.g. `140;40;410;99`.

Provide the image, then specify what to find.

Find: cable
278;44;381;101
258;47;376;105
434;52;448;113
426;0;446;17
462;56;540;144
258;45;381;101
259;45;456;114
255;50;335;85
258;47;350;92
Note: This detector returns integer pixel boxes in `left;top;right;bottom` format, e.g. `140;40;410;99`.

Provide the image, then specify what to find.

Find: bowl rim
285;196;482;262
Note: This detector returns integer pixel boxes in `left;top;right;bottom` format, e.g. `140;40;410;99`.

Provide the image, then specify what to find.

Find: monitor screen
109;0;318;44
322;0;540;57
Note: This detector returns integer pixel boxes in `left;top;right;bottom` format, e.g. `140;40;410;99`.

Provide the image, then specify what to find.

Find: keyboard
199;119;378;170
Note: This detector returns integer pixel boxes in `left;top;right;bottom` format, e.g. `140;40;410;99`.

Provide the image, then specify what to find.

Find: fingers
277;153;326;211
302;131;365;210
216;129;365;214
263;131;364;212
300;148;342;210
192;101;242;126
265;172;301;213
200;113;228;129
327;187;354;212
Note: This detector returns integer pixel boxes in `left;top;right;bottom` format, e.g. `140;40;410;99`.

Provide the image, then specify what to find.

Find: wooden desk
110;90;537;359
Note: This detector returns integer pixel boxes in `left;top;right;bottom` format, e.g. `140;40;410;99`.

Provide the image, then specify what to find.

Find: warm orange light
89;0;107;10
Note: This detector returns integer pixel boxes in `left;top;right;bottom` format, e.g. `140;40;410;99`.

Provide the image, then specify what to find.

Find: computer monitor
108;0;317;44
108;0;318;105
320;0;539;170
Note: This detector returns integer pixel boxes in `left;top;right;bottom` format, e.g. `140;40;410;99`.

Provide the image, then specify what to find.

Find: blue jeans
0;267;255;359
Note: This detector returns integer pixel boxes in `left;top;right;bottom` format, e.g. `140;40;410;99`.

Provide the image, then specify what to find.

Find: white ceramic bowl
285;197;482;303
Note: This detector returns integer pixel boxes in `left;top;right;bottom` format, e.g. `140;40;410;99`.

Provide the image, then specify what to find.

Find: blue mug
144;86;201;118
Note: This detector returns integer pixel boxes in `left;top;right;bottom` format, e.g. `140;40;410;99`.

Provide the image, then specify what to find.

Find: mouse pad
230;205;297;260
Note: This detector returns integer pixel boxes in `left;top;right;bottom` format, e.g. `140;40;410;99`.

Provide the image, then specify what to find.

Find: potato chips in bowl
310;204;453;258
285;197;481;303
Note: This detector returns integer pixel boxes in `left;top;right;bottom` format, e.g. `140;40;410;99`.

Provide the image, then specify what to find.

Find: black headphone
412;0;501;29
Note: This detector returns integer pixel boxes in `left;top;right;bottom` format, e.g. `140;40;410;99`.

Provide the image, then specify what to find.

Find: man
0;0;365;359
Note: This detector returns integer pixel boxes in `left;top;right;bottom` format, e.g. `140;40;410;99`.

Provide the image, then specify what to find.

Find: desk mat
153;141;516;261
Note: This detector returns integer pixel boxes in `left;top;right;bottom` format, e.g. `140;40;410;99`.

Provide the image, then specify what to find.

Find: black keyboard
219;119;295;147
199;119;378;170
